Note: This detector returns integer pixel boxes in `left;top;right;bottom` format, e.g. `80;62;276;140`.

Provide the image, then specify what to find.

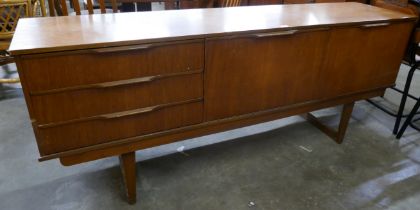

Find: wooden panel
31;73;203;124
9;3;416;55
20;40;204;92
37;101;203;155
320;22;413;98
204;29;329;120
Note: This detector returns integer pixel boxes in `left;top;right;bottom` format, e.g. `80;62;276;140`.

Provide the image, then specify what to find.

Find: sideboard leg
119;151;137;204
303;102;355;144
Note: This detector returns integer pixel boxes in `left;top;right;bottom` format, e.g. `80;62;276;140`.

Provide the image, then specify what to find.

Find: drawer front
20;40;204;92
37;101;203;155
31;72;203;124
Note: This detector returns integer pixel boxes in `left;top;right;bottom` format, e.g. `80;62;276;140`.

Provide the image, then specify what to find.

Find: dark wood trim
55;87;386;165
303;102;355;144
30;70;203;96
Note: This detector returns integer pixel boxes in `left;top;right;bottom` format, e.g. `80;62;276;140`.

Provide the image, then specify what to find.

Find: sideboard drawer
20;40;204;92
36;100;203;155
30;71;203;124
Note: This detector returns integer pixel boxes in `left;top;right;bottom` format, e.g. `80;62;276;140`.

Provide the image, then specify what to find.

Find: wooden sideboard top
9;2;416;55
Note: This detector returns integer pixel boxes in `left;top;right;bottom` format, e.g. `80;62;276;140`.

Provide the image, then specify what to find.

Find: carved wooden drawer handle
253;30;298;38
360;23;390;28
92;44;155;53
102;105;161;119
30;70;202;96
96;75;158;88
37;98;203;129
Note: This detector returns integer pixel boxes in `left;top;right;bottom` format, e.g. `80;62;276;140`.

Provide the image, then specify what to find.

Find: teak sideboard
9;3;416;204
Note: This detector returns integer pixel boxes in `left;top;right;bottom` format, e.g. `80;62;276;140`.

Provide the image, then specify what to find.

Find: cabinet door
320;22;413;99
205;29;329;120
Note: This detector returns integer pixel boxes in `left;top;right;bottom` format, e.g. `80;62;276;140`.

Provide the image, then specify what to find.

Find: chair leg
393;63;417;134
396;98;420;139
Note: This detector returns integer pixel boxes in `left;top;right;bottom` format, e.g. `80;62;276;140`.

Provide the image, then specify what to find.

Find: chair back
48;0;118;16
32;0;46;16
178;0;215;9
220;0;241;7
0;0;29;49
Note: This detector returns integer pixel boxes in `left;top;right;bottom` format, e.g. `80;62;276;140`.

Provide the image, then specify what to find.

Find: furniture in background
247;0;282;5
0;0;42;84
31;0;46;16
396;85;420;138
47;0;368;15
0;0;29;60
366;0;420;137
117;0;151;12
394;0;420;138
47;0;118;16
219;0;242;6
177;0;215;9
9;2;415;204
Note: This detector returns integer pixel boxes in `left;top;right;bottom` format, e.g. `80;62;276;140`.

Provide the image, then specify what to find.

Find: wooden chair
367;0;420;137
31;0;46;16
219;0;241;7
178;0;215;9
0;0;31;84
48;0;118;16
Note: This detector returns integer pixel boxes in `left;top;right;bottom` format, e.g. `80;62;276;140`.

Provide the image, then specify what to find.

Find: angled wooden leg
303;102;355;144
119;152;137;204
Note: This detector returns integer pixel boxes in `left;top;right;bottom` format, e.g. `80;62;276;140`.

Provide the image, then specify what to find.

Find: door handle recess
253;30;298;38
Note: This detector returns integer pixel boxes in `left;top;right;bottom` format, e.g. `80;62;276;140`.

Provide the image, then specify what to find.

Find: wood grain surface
9;3;416;55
